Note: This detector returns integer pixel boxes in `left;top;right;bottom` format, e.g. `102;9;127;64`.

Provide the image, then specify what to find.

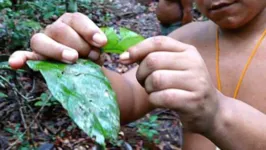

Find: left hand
120;36;221;134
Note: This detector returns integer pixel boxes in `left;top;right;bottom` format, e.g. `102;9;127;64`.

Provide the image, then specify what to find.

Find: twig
19;107;28;130
6;94;52;150
26;77;36;97
0;74;30;135
0;75;29;101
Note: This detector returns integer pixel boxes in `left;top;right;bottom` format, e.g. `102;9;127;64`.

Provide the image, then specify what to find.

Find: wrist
204;92;233;141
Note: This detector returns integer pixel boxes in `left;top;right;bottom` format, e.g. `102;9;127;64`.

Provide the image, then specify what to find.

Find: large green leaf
101;27;145;54
27;59;120;146
24;27;144;147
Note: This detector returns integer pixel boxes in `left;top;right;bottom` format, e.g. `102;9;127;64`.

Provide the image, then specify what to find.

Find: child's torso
196;28;266;113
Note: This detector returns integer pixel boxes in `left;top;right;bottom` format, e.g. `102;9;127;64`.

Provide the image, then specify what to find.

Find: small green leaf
27;59;120;146
34;101;52;107
40;93;48;101
43;12;55;19
0;61;10;69
101;27;145;54
0;92;7;98
21;20;41;30
149;115;158;122
0;55;11;70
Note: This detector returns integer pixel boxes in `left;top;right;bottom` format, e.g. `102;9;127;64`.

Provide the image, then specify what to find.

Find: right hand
9;12;107;69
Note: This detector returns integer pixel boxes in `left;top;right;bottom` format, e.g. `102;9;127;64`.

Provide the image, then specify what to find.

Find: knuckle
52;21;66;30
72;12;84;17
71;12;80;20
162;90;175;107
45;24;52;31
30;33;42;50
71;12;85;23
197;77;209;92
151;36;165;48
145;53;158;70
191;92;208;113
151;71;162;90
61;13;77;26
190;92;202;102
61;12;72;19
192;78;210;100
47;22;68;39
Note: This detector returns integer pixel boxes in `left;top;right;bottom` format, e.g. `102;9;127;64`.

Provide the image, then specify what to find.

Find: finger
88;49;101;61
136;52;192;84
31;33;78;63
119;36;192;64
144;70;194;94
59;13;107;47
45;21;91;57
9;51;46;69
149;89;192;110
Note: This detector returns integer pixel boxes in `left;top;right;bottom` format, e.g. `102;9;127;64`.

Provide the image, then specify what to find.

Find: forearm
102;66;153;125
206;93;266;150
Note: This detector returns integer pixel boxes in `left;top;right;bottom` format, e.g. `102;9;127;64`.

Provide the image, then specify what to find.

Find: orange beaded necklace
216;28;266;99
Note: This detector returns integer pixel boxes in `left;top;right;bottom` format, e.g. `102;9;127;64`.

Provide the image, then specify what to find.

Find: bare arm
205;95;266;150
102;66;153;125
182;95;266;150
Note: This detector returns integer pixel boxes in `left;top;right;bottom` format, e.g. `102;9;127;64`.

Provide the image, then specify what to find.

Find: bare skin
8;0;266;150
169;2;266;149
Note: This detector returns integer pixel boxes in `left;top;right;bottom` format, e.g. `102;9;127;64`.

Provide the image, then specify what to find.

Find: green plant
34;92;59;107
136;115;159;142
1;6;42;51
0;0;12;9
3;13;41;51
4;124;31;149
28;0;65;20
0;92;7;98
0;0;66;52
66;0;77;12
25;27;145;147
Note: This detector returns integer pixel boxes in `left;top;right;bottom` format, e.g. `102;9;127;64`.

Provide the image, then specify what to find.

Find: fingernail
119;52;130;60
62;49;78;62
88;51;100;61
92;33;107;45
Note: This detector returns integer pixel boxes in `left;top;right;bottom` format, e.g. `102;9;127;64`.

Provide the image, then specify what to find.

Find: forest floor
0;0;203;149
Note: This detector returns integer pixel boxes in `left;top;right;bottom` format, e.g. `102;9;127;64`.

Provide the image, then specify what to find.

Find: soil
0;0;202;149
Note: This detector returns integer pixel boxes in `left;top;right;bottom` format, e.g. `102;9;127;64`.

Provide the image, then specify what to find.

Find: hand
120;36;220;134
9;12;107;69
